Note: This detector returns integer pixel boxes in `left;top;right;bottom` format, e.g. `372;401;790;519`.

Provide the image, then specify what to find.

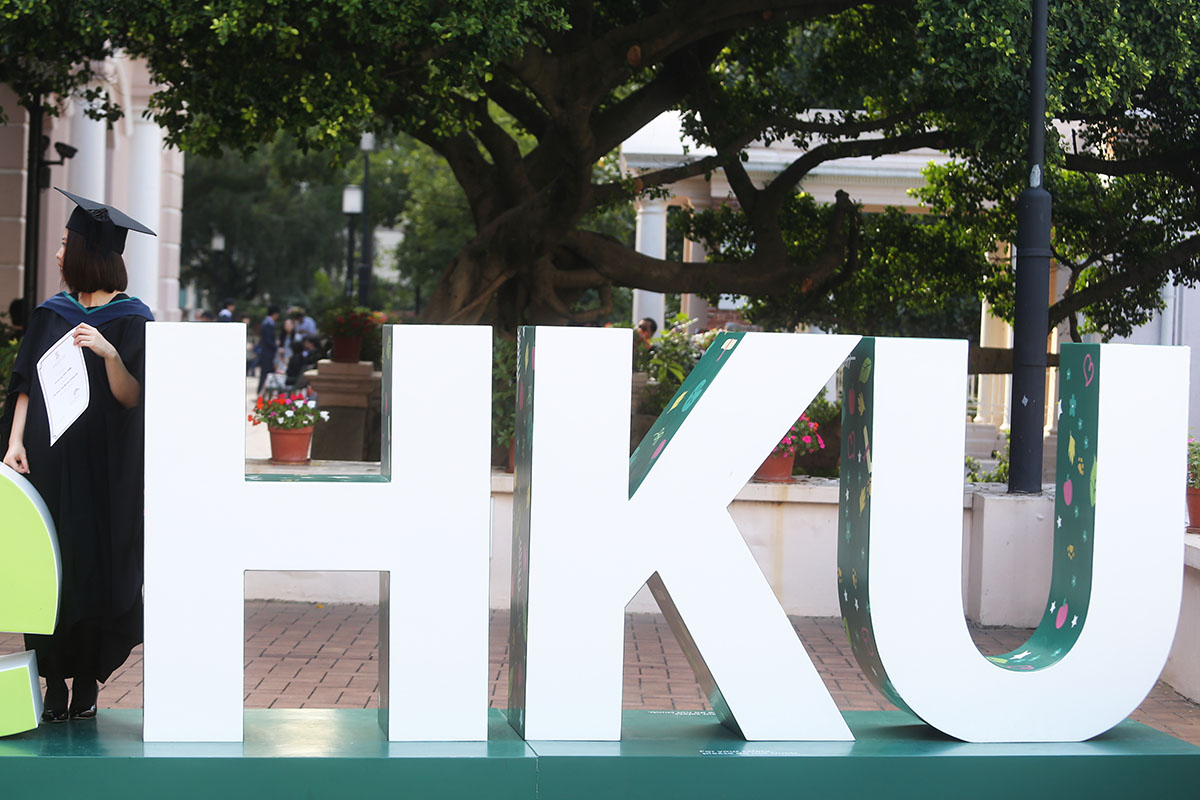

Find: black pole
22;94;43;325
358;151;371;307
1008;0;1051;494
345;216;356;299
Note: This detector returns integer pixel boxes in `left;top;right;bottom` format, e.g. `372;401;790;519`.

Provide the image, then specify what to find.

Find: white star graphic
1057;516;1062;528
1057;399;1063;418
1071;615;1078;627
1050;601;1056;613
854;598;859;610
1012;651;1031;660
843;590;848;602
1021;395;1029;407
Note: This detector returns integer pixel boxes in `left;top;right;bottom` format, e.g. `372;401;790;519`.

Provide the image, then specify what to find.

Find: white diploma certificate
37;329;90;446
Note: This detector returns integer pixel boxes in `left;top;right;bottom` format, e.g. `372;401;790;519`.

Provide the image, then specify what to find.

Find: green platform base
1;710;1198;799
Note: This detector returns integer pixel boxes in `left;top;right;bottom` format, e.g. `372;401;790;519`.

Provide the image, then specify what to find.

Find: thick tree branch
1064;149;1200;177
565;189;857;294
760;130;957;208
588;35;730;159
483;72;550;136
592;116;770;208
469;98;534;200
505;44;562;117
435;131;502;228
586;0;883;84
593;154;726;208
1048;235;1200;330
763;108;930;138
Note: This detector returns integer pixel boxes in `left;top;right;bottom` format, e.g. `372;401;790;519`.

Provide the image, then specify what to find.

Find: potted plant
640;316;704;417
1188;437;1200;528
321;305;379;363
248;391;330;465
754;415;825;482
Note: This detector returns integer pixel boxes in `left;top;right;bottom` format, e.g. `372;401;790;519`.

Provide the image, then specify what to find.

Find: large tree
10;1;1197;338
0;1;121;118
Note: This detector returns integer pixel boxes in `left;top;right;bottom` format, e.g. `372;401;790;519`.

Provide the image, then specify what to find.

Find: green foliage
803;394;841;429
688;199;989;338
121;0;568;155
793;394;842;477
641;314;704;416
966;432;1011;483
773;415;824;459
181;134;349;307
0;327;18;417
492;336;518;447
1188;436;1200;490
9;0;1192;336
390;140;474;312
0;1;121;120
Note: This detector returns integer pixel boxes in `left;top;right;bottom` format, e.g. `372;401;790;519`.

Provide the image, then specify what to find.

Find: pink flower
817;434;825;449
802;435;811;444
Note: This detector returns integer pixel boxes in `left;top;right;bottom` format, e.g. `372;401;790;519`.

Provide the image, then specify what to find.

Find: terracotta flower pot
754;451;795;482
269;425;314;465
1188;487;1200;529
330;335;363;363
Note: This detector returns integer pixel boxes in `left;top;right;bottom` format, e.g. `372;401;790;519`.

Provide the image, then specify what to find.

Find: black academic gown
1;292;152;682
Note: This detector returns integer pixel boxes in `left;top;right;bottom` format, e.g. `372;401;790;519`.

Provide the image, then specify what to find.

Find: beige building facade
1;56;183;324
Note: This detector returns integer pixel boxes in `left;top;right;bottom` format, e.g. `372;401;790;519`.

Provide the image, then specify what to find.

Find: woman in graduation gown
2;188;155;722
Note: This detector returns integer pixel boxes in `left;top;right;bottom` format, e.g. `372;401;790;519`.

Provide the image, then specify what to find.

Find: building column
68;99;107;200
631;197;667;332
679;238;708;334
124;117;163;314
975;299;1012;428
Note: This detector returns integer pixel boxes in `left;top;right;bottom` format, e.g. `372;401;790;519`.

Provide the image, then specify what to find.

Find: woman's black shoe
68;679;98;720
42;679;68;723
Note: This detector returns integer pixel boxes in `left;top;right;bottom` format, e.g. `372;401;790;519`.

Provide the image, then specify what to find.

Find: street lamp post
358;133;374;307
211;231;226;313
342;184;363;299
1009;0;1052;494
21;93;77;325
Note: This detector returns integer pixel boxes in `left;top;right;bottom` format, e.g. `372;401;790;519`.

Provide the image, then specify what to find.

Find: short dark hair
62;229;127;293
222;298;235;308
267;304;281;316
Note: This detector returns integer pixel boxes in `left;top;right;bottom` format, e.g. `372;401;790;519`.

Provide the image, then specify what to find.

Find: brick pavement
3;600;1197;744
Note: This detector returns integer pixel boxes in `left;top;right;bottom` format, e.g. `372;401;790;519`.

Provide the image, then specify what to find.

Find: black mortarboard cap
56;187;156;256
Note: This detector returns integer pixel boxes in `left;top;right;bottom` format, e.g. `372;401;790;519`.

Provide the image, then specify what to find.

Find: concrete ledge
2;709;1196;799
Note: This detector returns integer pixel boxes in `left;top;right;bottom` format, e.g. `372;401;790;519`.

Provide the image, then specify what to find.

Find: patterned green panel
986;343;1100;670
836;341;1101;687
629;332;745;498
507;327;536;737
835;339;911;712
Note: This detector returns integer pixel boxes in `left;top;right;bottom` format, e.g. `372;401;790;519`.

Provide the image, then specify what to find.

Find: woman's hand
3;442;29;474
73;323;117;360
